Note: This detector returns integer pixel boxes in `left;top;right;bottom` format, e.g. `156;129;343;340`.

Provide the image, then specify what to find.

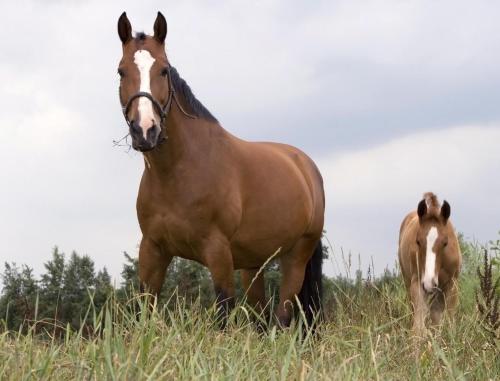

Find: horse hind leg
276;237;322;328
241;269;267;312
202;236;235;328
241;268;268;327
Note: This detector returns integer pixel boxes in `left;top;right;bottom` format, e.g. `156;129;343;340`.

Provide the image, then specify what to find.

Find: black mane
132;32;217;123
170;67;218;123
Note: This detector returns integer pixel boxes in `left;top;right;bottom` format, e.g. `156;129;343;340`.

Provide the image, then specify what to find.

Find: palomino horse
398;192;461;336
116;12;325;327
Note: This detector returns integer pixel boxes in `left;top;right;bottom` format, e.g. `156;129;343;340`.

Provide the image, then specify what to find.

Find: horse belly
230;171;315;268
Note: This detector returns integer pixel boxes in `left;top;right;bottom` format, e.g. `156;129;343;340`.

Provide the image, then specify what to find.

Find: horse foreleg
410;277;428;338
203;239;235;328
138;237;172;299
429;292;445;328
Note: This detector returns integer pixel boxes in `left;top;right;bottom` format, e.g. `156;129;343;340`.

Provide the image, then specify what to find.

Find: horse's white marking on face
134;50;156;139
423;227;439;292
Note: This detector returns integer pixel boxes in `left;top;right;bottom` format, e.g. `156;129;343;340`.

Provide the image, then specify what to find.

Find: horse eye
416;239;421;246
161;67;169;77
117;68;125;78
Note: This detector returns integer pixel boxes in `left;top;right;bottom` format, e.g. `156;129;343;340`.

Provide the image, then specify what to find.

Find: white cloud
1;0;500;282
320;125;500;205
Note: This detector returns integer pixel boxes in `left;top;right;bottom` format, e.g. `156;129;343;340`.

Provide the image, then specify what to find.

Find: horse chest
139;211;202;258
137;190;221;257
140;195;205;228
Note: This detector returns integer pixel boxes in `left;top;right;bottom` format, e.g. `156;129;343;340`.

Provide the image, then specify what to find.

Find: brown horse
398;192;461;336
116;12;325;327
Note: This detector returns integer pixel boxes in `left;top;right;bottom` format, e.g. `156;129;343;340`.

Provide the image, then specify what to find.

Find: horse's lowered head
117;12;170;152
415;192;452;294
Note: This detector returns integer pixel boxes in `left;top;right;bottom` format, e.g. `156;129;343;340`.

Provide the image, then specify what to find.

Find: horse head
415;192;452;294
117;12;170;152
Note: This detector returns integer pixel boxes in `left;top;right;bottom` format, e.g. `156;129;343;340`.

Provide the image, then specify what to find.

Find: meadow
0;236;498;380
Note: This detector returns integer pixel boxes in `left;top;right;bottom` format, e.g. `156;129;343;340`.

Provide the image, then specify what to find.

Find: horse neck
143;103;220;174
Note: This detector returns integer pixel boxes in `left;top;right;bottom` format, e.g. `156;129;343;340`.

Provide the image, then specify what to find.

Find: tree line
0;243;433;332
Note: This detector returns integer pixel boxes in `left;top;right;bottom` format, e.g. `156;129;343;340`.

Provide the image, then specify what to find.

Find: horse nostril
130;121;142;134
146;124;159;140
422;281;433;294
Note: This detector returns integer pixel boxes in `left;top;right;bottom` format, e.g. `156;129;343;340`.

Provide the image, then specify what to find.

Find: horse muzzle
422;279;439;294
129;121;160;152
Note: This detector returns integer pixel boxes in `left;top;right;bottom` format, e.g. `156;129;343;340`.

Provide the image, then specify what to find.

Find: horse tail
297;240;323;328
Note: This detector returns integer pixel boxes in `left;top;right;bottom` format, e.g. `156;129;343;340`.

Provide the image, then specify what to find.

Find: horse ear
153;11;167;43
417;199;427;220
118;12;132;44
441;200;451;222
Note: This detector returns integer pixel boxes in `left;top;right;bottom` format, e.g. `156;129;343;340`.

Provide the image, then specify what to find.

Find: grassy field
0;242;498;380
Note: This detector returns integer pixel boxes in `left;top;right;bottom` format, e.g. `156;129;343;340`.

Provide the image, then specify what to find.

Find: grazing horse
116;12;325;327
398;192;461;336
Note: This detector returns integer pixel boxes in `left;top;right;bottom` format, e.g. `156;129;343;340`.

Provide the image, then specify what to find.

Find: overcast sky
1;0;499;281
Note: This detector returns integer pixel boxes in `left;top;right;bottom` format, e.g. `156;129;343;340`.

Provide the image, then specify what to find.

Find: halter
121;65;196;132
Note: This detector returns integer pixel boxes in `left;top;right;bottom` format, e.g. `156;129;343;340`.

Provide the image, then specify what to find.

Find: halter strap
121;66;196;130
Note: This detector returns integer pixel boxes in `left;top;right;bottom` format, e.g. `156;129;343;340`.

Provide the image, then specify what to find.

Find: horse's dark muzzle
133;142;155;152
130;121;159;152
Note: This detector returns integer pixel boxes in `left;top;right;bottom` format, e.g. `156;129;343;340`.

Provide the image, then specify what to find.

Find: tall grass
0;285;497;379
0;243;498;380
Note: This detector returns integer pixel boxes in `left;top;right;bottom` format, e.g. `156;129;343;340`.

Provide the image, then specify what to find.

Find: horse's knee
206;258;235;301
138;238;171;296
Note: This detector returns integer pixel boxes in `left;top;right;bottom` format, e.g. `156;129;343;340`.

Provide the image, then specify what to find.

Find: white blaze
134;50;156;139
423;227;438;291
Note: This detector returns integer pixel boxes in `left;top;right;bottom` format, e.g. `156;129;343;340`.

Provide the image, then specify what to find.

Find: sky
1;0;499;282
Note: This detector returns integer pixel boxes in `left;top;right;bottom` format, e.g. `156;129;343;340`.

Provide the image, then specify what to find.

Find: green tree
94;267;112;310
119;252;139;300
0;263;38;330
39;247;65;321
60;252;96;328
118;253;214;306
162;257;213;306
